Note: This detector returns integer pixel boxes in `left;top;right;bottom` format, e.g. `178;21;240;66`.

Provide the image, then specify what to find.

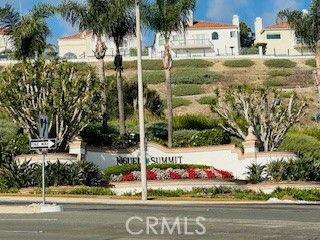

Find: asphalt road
0;203;319;240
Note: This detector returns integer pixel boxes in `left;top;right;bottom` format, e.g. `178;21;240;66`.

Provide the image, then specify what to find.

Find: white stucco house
152;13;241;58
254;17;312;56
0;28;14;55
58;31;137;59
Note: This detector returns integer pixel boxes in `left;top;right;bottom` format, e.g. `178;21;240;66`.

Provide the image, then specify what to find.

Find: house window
212;32;219;40
230;31;236;38
63;52;77;59
266;33;281;39
196;34;205;44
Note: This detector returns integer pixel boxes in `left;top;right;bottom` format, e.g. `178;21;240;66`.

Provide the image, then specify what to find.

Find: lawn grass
268;70;291;77
305;58;316;68
263;79;288;87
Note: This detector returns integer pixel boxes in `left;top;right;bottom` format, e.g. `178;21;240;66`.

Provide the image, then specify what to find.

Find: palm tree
0;3;53;60
278;0;320;102
144;0;196;148
57;0;109;132
108;0;136;135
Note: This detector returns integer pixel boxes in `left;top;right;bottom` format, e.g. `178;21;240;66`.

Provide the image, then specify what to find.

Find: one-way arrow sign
30;139;57;150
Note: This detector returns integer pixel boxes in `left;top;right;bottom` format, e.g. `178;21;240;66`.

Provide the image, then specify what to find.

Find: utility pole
135;0;148;201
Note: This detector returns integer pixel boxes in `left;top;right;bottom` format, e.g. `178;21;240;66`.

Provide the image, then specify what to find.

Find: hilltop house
0;28;14;55
254;17;312;56
152;13;241;58
58;31;137;59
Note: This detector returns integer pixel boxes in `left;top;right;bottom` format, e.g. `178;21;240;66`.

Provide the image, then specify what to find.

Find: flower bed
109;167;233;182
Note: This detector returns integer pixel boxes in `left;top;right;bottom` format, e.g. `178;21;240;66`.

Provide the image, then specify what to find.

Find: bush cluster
263;79;288;88
162;97;192;108
223;59;255;67
279;132;320;159
0;160;102;191
305;58;316;68
246;157;320;183
174;114;219;131
264;59;296;68
172;84;204;96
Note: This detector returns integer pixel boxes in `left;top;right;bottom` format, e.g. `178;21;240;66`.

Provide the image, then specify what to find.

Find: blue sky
1;0;311;46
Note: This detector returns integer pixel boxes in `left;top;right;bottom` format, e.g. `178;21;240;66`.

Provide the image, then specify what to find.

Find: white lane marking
0;219;57;221
0;230;43;233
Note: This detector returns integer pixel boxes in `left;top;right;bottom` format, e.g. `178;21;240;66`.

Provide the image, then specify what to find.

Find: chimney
254;17;263;43
232;15;239;27
187;10;193;27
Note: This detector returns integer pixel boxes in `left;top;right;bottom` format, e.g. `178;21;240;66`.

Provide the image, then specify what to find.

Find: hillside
131;58;317;125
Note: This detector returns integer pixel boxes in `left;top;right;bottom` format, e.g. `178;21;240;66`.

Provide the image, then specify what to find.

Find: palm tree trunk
163;39;173;148
116;70;126;135
115;51;126;135
94;35;107;132
98;58;107;132
315;46;320;103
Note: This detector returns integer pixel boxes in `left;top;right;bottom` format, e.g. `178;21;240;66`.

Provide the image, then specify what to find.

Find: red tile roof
0;28;8;34
189;20;236;29
59;31;92;40
265;22;291;29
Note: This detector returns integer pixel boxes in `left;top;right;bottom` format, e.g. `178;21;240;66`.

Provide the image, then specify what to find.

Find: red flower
186;168;198;179
169;171;182;179
146;170;157;180
216;169;233;179
204;169;216;178
123;172;135;181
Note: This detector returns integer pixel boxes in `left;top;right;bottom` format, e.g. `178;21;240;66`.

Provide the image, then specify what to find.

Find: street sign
39;114;48;139
30;138;56;150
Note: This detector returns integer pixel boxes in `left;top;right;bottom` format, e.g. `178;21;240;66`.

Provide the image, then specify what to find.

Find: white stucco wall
153;26;240;58
86;143;296;180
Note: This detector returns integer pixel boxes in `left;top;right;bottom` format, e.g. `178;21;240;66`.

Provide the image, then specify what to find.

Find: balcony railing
170;39;213;50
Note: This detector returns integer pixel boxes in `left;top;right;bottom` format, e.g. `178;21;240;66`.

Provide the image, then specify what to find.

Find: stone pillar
243;126;259;154
69;135;87;160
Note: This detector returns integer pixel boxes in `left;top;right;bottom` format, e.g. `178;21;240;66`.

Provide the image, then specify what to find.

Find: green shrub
136;189;185;197
293;127;320;142
246;163;266;183
268;70;291;77
279;91;296;98
279;132;320;159
172;84;204;96
272;187;320;201
141;71;165;84
172;69;221;84
223;59;255;67
162;98;192;108
263;79;288;87
247;47;259;55
145;121;168;141
189;129;231;146
264;59;296;68
173;129;199;147
0;160;102;189
305;58;316;67
197;96;215;105
174;114;218;130
255;43;267;54
129;48;137;56
61;187;114;195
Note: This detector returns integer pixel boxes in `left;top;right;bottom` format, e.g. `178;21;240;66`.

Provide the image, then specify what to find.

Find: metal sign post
41;149;46;205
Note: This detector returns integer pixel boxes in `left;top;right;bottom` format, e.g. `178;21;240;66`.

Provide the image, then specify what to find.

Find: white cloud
206;0;251;23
